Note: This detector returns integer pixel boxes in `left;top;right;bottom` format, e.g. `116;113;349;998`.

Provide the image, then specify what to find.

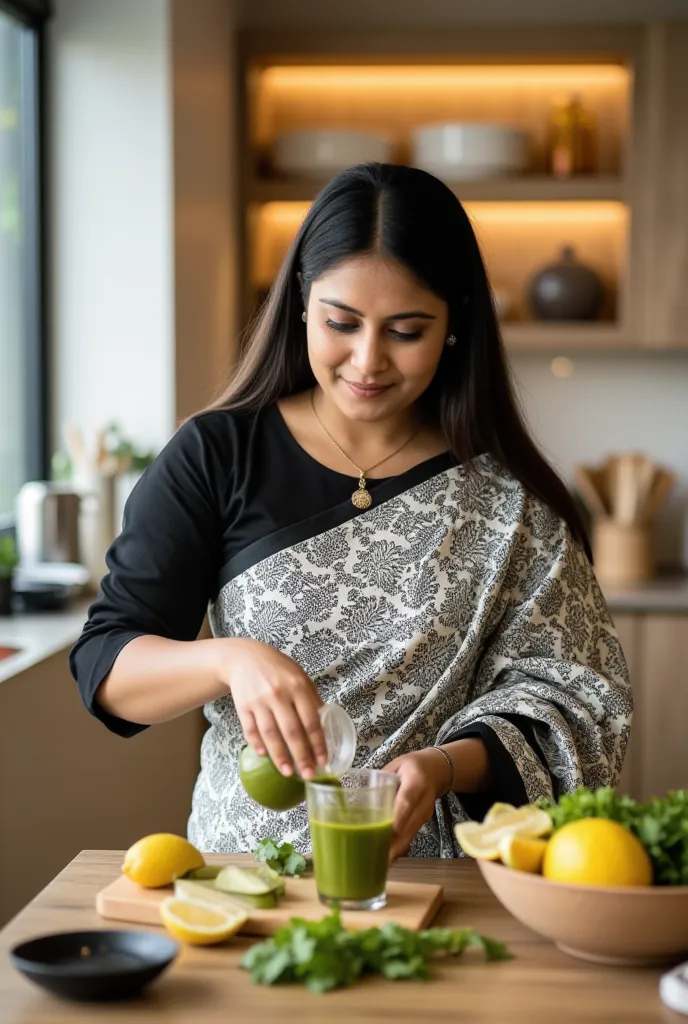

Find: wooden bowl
479;860;688;967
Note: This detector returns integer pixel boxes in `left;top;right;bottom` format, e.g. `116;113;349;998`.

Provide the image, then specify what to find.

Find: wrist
208;635;249;691
427;745;454;799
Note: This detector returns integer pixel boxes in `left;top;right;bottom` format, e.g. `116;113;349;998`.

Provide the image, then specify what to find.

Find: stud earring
301;311;307;322
446;334;457;347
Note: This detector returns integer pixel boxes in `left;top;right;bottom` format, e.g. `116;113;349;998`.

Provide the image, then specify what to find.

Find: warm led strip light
259;64;630;94
256;200;628;229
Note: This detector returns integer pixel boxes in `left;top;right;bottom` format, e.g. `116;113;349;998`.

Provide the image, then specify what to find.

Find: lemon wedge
122;834;205;888
499;834;548;873
159;895;248;945
483;802;518;825
455;806;552;860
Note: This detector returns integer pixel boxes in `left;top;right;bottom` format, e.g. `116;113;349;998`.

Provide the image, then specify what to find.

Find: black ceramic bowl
10;930;179;1002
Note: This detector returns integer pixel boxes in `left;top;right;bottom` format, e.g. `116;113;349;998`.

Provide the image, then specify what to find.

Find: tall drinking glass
306;770;398;911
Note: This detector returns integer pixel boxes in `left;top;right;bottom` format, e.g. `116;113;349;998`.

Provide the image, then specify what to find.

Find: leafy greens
254;837;308;878
241;906;510;992
537;787;688;886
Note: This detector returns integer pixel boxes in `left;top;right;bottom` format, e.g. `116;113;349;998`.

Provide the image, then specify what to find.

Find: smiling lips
343;380;392;398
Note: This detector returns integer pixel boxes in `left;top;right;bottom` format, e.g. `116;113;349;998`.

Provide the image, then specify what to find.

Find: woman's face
305;254;449;423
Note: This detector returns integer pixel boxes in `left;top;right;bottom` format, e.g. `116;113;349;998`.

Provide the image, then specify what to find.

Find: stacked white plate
411;123;528;179
272;130;391;178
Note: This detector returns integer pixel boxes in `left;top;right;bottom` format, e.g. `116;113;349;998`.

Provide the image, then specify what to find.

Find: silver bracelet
431;745;454;797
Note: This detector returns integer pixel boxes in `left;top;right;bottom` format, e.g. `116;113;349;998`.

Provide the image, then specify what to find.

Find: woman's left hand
382;748;451;863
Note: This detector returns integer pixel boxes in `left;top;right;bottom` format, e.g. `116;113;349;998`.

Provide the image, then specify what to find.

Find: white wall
512;354;688;567
49;0;175;457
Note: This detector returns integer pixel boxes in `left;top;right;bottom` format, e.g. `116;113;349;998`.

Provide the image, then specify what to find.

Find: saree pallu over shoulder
187;455;632;857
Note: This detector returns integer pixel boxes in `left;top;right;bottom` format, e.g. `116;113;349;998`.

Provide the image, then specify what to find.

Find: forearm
435;738;490;794
97;635;227;725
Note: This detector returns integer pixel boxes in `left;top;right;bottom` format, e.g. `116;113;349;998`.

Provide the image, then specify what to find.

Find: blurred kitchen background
1;0;687;924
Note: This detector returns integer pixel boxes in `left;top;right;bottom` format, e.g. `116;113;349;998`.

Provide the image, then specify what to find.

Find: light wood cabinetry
615;611;688;801
633;23;688;347
236;23;688;351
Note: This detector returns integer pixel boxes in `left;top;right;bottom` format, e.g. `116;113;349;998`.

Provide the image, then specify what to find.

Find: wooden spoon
640;469;676;523
575;466;609;520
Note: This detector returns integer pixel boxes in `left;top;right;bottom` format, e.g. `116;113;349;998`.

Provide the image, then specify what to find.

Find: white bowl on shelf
271;129;391;178
411;122;528;180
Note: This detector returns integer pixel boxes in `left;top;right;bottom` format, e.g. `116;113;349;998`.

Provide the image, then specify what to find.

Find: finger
272;701;318;780
253;706;294;776
293;692;329;768
239;710;265;756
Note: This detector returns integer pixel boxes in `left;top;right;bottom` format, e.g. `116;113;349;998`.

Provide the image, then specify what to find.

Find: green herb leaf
254;837;308;877
241;907;509;992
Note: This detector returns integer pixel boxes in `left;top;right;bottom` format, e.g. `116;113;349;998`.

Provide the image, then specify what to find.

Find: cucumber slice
225;890;278;910
174;879;249;915
215;865;278;896
252;864;286;897
184;865;222;880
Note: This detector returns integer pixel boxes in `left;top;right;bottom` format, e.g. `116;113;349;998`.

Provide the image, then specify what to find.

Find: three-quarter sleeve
69;418;222;737
435;497;632;846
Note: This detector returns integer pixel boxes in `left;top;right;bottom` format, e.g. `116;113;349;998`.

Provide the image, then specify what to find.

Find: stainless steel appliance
15;482;82;566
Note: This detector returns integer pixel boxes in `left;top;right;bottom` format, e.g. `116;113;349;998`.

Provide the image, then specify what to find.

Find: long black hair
210;162;590;557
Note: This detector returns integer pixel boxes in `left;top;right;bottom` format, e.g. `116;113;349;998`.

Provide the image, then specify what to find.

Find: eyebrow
319;298;436;321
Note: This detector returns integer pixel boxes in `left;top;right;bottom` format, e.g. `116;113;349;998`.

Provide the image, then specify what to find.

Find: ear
296;271;303;287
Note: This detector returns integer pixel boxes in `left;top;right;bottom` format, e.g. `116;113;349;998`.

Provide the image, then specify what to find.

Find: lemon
122;833;205;888
160;895;248;945
454;806;552;860
543;818;653;887
238;745;306;810
499;834;548;873
483;802;518;825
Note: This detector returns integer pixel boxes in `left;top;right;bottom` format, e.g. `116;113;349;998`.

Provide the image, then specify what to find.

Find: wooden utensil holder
592;520;654;587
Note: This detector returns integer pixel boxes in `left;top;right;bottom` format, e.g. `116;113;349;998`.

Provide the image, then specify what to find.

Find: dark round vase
528;245;605;321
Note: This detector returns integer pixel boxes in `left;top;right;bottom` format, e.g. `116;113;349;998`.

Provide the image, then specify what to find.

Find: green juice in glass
306;770;398;910
309;809;394;902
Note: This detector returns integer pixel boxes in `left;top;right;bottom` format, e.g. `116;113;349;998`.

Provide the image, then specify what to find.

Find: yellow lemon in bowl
122;834;205;888
543;818;652;887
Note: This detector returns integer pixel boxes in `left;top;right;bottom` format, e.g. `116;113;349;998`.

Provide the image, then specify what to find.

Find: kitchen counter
0;600;90;684
0;851;671;1023
603;573;688;614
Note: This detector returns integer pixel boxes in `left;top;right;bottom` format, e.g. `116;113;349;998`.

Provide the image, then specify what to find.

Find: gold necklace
310;390;420;509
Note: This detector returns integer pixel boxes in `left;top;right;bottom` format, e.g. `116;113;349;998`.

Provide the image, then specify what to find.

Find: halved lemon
455;806;552;860
499;834;548;873
159;895;248;945
483;802;518;825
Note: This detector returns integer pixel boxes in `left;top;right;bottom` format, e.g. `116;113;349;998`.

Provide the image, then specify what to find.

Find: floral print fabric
187;455;631;857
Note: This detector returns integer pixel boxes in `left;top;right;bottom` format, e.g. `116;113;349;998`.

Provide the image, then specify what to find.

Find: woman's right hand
215;637;329;779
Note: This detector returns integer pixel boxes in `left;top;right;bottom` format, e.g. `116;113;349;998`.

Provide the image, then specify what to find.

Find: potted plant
0;536;19;616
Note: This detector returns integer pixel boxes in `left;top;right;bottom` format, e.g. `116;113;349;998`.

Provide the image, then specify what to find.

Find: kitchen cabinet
615;611;688;801
633;23;688;348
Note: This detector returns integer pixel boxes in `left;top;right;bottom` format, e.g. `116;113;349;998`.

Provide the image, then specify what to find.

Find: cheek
308;329;346;369
396;340;446;380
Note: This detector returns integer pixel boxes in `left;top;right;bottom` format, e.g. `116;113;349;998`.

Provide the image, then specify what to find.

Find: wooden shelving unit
237;25;688;351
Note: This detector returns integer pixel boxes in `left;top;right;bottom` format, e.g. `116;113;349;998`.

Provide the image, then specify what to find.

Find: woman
70;163;631;862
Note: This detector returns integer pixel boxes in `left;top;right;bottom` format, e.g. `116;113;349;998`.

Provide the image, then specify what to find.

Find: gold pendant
351;476;373;510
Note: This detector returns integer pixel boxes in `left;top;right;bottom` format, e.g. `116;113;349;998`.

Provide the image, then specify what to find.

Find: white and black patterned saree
71;404;632;857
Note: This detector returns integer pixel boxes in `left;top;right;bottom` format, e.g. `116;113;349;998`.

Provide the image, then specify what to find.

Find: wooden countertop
0;852;675;1023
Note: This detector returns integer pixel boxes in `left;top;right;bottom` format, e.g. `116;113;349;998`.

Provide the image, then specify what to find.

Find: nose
349;329;389;377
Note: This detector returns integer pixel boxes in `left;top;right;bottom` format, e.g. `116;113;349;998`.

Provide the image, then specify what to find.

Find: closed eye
325;319;423;342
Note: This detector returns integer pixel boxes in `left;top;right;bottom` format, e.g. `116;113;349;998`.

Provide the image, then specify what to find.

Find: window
0;0;50;523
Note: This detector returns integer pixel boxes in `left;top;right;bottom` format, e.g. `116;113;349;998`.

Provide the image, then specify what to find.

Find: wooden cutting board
96;873;444;936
